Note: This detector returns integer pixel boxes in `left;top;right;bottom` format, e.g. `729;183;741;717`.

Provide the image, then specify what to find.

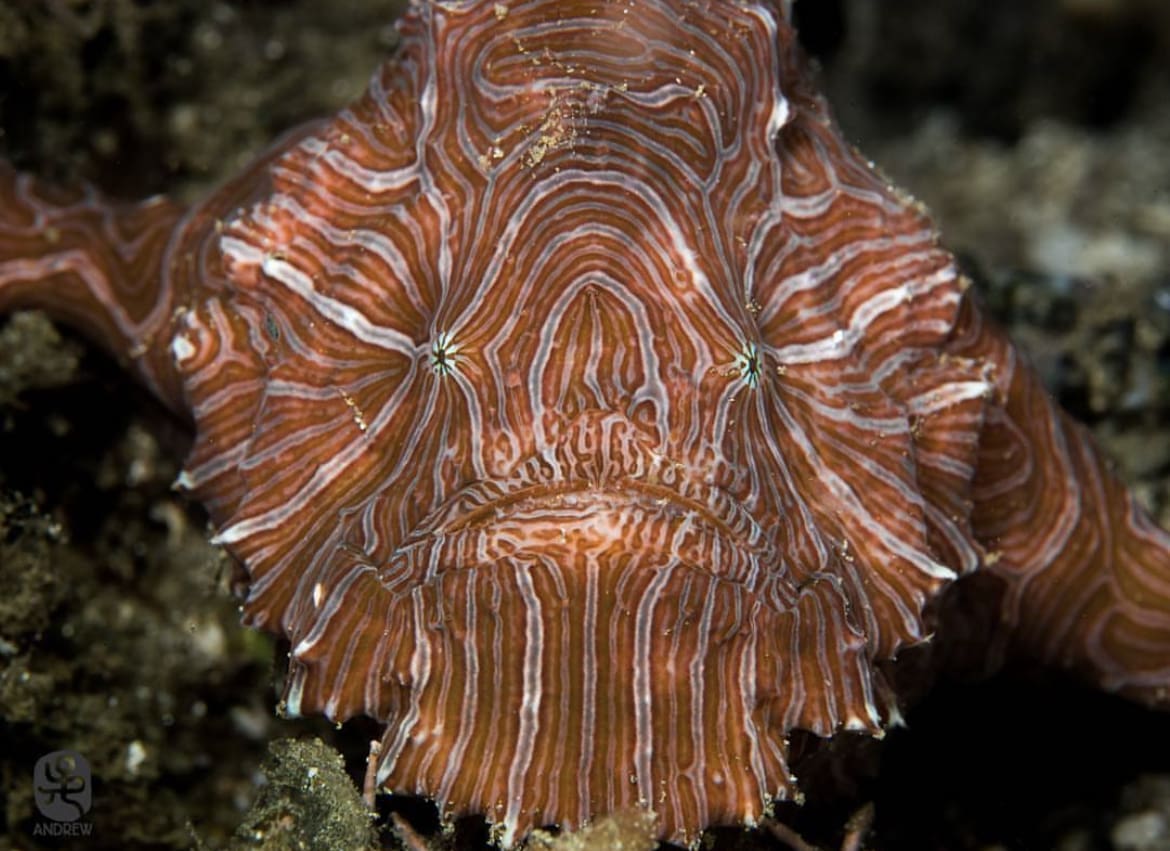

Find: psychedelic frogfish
0;1;1167;846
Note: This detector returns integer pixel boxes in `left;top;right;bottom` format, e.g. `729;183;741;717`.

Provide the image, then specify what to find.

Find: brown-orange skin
0;1;1167;846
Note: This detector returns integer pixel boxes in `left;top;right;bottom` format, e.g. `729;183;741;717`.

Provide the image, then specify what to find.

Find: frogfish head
165;0;967;844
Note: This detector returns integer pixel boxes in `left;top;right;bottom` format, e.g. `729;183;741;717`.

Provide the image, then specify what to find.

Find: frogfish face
161;3;979;842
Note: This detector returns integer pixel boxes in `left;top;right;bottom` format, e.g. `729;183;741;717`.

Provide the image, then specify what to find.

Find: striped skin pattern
1;0;1168;845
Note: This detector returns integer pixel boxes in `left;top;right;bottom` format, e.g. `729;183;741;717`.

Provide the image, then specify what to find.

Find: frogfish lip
382;475;776;591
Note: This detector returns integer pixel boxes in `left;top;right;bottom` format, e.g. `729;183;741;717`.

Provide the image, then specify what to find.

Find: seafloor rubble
0;1;1167;849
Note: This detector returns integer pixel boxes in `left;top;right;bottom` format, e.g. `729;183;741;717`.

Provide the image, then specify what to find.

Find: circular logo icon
33;750;91;823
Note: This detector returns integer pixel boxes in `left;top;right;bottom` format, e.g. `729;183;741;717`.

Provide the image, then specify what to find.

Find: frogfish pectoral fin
0;161;188;412
951;293;1170;706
